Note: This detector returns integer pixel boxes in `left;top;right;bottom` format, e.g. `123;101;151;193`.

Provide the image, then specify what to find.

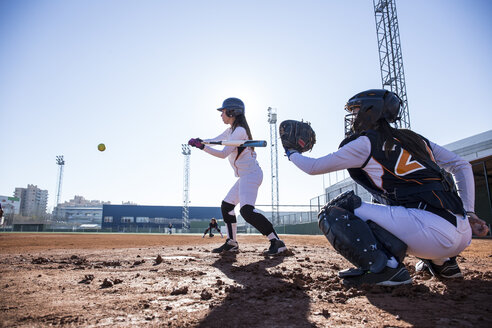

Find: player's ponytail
232;114;253;141
378;120;431;162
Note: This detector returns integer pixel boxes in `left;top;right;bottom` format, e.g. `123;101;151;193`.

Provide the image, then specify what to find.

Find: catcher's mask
345;89;401;133
217;97;245;117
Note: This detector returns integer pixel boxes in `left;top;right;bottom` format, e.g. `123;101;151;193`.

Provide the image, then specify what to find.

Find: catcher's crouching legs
318;191;411;286
318;206;388;273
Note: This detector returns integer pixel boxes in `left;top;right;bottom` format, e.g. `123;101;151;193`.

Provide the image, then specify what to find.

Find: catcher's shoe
415;257;462;279
342;263;412;287
264;239;287;255
212;238;238;253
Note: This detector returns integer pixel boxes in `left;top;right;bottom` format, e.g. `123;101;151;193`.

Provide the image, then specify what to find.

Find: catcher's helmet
345;89;401;133
217;97;245;117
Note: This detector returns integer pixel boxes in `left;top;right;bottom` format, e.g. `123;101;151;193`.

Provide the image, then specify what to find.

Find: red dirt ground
0;233;491;327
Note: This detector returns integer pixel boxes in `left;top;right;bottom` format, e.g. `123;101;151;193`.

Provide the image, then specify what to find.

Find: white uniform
203;126;263;207
290;136;473;263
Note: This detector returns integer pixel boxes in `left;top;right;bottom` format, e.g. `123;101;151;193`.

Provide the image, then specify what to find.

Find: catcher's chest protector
344;131;463;212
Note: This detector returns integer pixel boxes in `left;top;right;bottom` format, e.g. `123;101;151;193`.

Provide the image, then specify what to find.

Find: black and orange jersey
341;130;464;214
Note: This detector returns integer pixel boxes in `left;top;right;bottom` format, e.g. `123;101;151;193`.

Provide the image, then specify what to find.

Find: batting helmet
345;89;401;133
217;97;245;117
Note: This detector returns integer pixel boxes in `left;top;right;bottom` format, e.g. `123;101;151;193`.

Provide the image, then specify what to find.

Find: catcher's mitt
279;120;316;153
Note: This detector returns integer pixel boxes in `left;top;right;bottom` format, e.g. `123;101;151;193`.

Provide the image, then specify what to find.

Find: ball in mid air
98;143;106;152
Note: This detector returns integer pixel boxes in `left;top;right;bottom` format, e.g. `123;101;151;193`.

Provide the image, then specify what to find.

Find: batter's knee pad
367;220;407;263
321;190;362;214
318;205;387;273
239;205;273;236
221;201;236;224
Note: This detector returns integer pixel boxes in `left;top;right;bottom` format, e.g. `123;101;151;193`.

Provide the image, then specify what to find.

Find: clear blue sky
1;0;491;211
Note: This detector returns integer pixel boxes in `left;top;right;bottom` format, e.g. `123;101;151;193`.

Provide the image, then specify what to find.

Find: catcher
280;89;489;287
203;218;224;238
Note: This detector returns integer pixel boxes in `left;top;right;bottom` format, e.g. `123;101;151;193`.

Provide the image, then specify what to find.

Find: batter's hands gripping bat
202;140;267;147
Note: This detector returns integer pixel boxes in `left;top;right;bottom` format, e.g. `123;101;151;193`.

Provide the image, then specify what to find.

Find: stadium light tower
54;155;65;219
267;107;280;225
181;144;191;231
373;0;411;129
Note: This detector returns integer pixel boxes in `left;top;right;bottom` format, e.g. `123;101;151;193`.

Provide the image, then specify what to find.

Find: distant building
14;184;48;218
57;195;111;207
102;204;221;232
54;206;103;225
53;195;111;226
317;130;492;226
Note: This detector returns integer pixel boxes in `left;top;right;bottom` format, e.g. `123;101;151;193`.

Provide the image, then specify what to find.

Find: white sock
230;223;237;241
386;256;398;268
267;232;279;241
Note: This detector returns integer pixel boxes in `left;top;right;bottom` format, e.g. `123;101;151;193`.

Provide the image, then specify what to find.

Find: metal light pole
181;144;191;231
268;107;280;226
54;155;65;219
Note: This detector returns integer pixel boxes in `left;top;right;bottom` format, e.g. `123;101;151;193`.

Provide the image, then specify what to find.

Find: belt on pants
405;202;458;227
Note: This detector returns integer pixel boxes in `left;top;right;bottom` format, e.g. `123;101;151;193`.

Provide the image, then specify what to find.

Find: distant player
188;97;287;255
168;222;173;235
281;89;488;286
202;218;223;238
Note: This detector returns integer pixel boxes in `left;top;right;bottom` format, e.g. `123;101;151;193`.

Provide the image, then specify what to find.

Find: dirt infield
0;233;491;328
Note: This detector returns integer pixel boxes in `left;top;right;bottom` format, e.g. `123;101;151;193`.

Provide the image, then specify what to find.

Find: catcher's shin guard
318;206;387;273
367;221;407;263
321;191;407;263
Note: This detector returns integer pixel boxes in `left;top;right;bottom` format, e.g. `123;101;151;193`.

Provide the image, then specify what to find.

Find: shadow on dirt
363;277;492;327
197;252;316;328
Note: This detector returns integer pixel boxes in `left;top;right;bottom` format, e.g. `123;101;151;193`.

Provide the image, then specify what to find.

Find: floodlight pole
54;155;65;219
268;107;280;226
181;144;191;231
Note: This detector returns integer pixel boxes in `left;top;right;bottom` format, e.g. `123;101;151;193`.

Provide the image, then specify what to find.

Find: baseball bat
202;140;267;147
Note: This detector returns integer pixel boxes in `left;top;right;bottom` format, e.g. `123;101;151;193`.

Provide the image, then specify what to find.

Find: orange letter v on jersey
395;149;425;176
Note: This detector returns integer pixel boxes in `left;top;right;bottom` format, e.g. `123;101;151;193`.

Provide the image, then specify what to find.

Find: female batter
283;89;488;286
188;97;287;255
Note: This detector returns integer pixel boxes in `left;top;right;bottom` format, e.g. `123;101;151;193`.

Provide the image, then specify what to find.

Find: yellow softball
98;143;106;152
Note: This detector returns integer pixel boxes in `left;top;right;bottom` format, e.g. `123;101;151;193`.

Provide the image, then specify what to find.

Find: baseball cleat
415;257;462;279
264;239;287;255
212;238;239;253
342;263;412;287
